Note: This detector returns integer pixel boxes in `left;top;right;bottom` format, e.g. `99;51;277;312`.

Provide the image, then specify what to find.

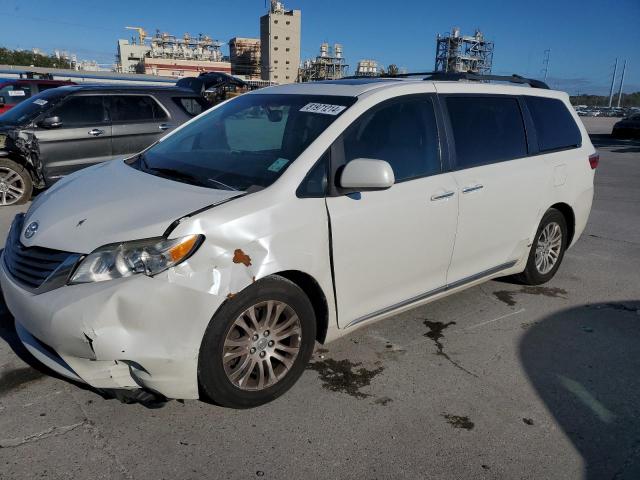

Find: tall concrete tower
260;1;301;83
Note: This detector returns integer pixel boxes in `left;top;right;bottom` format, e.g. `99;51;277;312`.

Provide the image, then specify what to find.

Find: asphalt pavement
0;117;639;479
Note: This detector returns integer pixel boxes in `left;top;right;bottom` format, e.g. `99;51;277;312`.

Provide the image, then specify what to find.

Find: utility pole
608;58;618;108
542;49;551;82
617;59;627;108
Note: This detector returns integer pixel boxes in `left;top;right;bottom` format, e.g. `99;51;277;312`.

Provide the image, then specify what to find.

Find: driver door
326;95;459;328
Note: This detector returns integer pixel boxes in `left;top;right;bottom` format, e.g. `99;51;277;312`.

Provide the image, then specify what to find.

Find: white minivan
0;74;596;408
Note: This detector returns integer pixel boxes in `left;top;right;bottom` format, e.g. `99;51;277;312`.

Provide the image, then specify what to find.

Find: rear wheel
514;208;568;285
198;275;316;408
0;159;32;206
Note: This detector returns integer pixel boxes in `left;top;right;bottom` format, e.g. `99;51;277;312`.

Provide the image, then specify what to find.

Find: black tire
514;208;568;285
0;158;32;206
198;275;316;408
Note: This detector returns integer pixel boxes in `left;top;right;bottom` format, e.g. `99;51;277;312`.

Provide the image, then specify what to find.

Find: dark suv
0;85;210;205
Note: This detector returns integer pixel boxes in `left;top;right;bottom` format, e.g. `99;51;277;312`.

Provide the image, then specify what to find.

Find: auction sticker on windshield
8;90;26;97
300;103;347;115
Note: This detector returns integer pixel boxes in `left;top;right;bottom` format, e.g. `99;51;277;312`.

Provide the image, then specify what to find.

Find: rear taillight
589;153;599;170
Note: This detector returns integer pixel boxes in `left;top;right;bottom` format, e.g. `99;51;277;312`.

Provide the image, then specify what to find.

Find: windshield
0;88;68;125
132;93;356;191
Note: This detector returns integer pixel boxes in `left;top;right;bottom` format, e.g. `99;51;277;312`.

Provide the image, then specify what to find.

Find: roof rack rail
338;71;549;89
423;72;549;89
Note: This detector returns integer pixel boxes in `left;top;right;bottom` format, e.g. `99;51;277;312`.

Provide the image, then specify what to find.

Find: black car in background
0;85;210;205
612;113;640;139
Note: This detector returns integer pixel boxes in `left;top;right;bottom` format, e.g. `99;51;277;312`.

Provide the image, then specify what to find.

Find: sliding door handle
431;191;455;201
462;184;484;194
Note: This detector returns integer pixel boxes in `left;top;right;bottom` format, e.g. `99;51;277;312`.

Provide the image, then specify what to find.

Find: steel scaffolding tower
434;28;494;74
298;43;348;82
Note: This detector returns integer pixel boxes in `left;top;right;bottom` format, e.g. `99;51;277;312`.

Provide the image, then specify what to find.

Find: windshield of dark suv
0;88;68;126
132;93;356;191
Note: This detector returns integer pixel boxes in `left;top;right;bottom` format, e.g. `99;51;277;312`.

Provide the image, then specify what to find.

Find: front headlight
69;234;204;284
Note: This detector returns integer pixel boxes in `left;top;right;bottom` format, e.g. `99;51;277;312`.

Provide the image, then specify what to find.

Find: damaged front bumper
0;255;226;400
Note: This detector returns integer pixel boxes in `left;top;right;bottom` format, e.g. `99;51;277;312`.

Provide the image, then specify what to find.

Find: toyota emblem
24;221;39;239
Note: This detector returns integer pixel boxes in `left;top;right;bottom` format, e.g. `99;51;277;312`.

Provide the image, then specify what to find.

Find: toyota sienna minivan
0;74;596;408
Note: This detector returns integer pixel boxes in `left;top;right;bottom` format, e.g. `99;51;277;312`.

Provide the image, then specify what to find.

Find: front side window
342;96;440;182
49;96;107;127
446;96;528;168
133;94;356;191
525;96;581;152
108;95;168;123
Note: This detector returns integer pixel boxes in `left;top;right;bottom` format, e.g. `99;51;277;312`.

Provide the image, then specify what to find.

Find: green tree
0;47;73;69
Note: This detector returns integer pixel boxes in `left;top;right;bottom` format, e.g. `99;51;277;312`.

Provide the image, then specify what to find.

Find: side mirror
39;116;62;128
0;96;5;107
339;158;395;191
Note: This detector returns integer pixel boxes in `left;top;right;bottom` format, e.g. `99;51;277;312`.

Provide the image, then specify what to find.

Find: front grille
3;214;78;290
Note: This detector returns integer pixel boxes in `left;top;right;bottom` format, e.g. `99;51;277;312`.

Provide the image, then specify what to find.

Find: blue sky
1;0;638;94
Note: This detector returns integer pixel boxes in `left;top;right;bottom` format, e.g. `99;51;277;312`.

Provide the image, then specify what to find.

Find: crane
125;26;147;45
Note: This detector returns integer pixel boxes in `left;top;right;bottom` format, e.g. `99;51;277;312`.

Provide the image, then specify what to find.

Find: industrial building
356;59;379;77
229;37;261;78
260;0;301;84
298;43;348;82
116;27;231;77
434;28;493;74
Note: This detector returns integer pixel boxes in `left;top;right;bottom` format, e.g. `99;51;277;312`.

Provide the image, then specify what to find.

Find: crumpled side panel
7;129;44;185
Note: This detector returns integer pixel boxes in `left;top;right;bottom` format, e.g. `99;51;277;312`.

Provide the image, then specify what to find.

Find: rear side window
446;96;528;168
108;95;168;122
342;96;440;182
525;96;581;152
173;97;209;116
49;96;107;126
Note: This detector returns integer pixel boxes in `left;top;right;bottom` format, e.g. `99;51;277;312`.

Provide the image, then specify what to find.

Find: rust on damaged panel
232;249;252;267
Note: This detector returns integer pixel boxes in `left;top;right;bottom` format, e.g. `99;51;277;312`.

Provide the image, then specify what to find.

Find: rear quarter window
173;97;210;117
525;96;582;152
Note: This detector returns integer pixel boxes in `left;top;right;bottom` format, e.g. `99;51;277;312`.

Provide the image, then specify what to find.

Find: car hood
21;160;242;253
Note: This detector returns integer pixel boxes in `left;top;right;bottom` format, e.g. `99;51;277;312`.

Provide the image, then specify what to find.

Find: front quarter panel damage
5;129;44;186
167;190;337;344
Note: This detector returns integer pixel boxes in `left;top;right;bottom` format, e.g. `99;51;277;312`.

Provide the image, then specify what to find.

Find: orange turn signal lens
168;235;200;262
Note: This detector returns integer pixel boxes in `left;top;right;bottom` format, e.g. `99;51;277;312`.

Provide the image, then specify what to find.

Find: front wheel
514;208;568;285
198;275;316;408
0;159;33;206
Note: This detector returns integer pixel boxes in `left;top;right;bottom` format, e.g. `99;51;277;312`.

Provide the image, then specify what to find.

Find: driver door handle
431;191;455;201
159;123;174;131
88;129;105;137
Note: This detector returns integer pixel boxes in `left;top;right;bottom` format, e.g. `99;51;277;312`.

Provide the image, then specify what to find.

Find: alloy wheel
535;222;562;275
222;300;302;391
0;167;25;206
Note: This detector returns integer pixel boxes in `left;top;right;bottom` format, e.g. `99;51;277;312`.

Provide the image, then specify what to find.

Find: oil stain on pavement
442;413;475;430
423;320;478;378
307;358;384;399
493;286;568;306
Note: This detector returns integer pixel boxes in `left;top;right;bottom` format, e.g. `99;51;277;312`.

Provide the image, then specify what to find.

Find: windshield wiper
146;167;211;188
206;178;238;191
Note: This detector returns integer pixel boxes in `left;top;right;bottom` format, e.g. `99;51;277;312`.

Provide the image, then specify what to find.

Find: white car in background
0;74;597;408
